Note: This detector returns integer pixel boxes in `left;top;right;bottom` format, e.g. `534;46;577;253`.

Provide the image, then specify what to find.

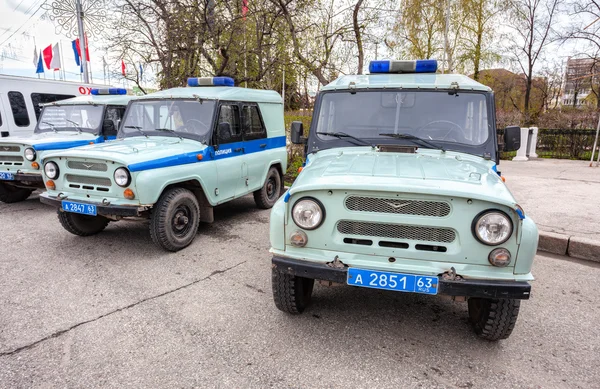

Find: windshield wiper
154;128;183;140
41;121;57;133
124;125;149;138
316;132;374;148
64;118;82;134
379;133;445;152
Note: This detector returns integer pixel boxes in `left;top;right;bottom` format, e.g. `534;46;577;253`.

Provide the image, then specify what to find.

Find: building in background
562;58;599;108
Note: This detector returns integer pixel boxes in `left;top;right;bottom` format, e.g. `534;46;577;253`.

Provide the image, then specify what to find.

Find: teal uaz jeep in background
270;60;538;341
41;77;286;251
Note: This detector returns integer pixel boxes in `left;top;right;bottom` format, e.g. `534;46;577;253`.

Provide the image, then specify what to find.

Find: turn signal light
501;176;506;182
297;166;303;173
488;248;511;267
46;180;55;190
197;154;203;160
124;188;135;199
290;230;308;247
31;162;39;169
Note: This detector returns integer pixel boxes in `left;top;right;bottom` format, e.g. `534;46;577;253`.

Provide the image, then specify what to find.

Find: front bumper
40;194;147;217
272;256;531;300
1;173;44;189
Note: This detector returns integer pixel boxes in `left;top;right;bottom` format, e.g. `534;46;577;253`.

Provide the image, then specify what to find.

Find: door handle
234;147;244;152
259;143;267;148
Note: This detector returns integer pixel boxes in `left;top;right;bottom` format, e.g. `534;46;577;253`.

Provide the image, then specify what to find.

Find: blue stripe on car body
33;136;115;151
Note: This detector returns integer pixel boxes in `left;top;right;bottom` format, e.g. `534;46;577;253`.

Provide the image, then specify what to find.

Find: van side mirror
503;126;521;152
218;122;233;141
102;120;117;137
290;121;306;144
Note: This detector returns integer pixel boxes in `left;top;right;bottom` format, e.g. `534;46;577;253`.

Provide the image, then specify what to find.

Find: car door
240;104;268;193
214;103;245;202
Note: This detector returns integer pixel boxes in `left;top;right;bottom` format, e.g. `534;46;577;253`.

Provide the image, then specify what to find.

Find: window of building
30;93;75;120
242;105;267;141
8;91;29;127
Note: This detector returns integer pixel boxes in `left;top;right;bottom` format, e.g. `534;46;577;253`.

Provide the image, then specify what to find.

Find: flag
50;44;61;70
42;44;53;69
36;54;44;74
242;0;248;19
84;33;90;62
74;37;90;62
71;40;80;66
33;48;38;67
121;59;126;76
139;64;143;77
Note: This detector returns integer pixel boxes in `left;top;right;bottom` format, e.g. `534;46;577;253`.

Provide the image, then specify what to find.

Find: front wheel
272;268;314;314
468;298;521;341
149;188;200;252
57;211;110;236
253;167;282;209
0;182;34;203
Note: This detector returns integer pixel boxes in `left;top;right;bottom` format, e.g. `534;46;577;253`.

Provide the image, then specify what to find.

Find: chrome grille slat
0;155;24;162
337;220;455;243
67;161;108;172
0;146;20;152
65;174;112;187
346;196;450;217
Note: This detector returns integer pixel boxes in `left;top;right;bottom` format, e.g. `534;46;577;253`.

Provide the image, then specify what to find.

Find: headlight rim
472;209;513;246
24;147;36;161
113;167;132;187
291;196;326;231
44;161;59;179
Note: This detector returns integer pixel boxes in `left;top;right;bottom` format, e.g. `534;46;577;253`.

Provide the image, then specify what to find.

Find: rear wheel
254;167;282;209
149;188;200;252
468;298;521;341
272;268;314;314
0;182;33;203
57;211;110;236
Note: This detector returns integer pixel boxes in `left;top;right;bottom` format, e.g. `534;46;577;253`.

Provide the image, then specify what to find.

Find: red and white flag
42;44;53;69
121;59;126;76
50;44;61;70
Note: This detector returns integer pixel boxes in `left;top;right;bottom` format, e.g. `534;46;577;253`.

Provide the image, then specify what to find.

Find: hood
42;136;208;166
0;132;97;149
290;147;517;208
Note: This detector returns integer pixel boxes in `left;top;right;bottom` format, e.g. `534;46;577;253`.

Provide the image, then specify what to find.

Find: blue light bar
187;77;235;87
369;60;438;74
91;88;127;95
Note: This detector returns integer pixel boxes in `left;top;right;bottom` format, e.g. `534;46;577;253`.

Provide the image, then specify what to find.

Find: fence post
528;127;538;158
512;127;530;161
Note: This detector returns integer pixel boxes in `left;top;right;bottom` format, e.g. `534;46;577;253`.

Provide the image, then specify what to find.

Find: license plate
62;201;97;216
347;268;438;295
0;172;14;180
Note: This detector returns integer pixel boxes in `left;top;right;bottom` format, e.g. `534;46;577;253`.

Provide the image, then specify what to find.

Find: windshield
120;99;216;143
36;105;104;134
314;90;490;150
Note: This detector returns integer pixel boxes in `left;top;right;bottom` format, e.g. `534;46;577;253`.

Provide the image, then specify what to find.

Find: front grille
0;146;20;152
0;155;23;162
67;161;108;172
346;196;450;217
65;174;112;187
337;220;456;243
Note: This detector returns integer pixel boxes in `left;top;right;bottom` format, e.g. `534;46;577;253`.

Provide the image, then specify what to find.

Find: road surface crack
0;260;246;357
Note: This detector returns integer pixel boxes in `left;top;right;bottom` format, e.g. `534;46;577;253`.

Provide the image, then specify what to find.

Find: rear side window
8;91;29;127
242;105;267;141
31;93;75;119
217;104;242;144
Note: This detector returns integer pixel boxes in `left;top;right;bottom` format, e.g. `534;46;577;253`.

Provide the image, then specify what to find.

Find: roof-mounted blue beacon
90;88;128;95
369;59;438;74
187;77;235;87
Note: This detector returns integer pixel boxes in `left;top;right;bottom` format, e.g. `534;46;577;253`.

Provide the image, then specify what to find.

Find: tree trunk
353;0;365;74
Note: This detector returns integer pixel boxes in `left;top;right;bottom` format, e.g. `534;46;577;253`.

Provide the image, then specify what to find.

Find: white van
0;75;102;138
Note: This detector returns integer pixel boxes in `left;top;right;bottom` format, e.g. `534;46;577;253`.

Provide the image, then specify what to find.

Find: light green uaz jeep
270;60;538;341
40;77;286;251
0;89;131;203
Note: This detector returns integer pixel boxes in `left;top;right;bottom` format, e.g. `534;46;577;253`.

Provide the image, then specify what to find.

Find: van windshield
36;105;104;134
314;91;490;151
120;99;216;143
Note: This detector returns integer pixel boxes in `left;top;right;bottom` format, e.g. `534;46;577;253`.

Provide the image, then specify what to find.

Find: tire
254;167;282;209
272;268;314;314
0;182;33;203
57;210;110;236
468;298;521;341
149;188;200;252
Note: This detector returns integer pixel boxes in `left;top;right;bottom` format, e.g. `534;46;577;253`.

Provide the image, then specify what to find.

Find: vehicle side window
217;104;242;144
242;105;267;141
8;91;30;127
104;106;126;135
30;93;75;120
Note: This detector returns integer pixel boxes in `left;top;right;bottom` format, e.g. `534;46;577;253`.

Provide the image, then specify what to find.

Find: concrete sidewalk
499;158;600;261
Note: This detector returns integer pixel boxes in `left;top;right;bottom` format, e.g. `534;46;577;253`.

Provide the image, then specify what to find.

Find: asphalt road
1;193;599;389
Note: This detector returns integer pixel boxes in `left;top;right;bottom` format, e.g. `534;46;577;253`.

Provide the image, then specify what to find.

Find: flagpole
59;41;66;81
33;37;40;79
76;0;89;83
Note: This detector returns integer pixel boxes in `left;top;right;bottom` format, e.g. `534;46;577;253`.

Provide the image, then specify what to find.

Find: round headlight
473;211;513;245
24;147;36;161
292;198;325;230
44;162;59;179
113;167;131;187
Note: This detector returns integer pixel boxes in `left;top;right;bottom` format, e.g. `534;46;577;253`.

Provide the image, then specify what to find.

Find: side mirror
290;121;306;144
218;122;233;141
102;120;117;137
503;126;521;152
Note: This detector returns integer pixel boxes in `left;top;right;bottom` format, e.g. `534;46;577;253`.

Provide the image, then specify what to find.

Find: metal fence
499;128;598;160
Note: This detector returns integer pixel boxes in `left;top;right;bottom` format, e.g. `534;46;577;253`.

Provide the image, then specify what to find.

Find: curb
538;230;600;263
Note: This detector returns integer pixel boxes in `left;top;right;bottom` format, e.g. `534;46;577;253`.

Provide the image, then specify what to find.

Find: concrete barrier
538;231;569;256
568;236;600;263
537;231;600;263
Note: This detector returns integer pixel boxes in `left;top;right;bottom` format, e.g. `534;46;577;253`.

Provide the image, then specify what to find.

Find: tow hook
326;255;346;269
440;267;466;302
